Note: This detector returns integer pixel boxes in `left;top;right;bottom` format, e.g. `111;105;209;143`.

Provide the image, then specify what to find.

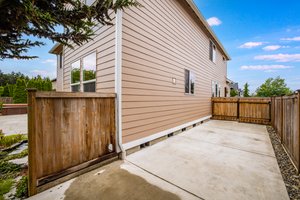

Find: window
71;60;80;92
82;53;96;92
70;52;96;92
185;69;195;94
58;53;63;69
211;81;220;97
209;41;216;63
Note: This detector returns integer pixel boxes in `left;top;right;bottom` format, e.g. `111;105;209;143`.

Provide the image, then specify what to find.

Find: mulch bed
267;126;300;200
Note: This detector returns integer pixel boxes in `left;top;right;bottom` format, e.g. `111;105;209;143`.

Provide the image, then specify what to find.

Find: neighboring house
50;0;230;152
226;78;243;97
51;78;57;91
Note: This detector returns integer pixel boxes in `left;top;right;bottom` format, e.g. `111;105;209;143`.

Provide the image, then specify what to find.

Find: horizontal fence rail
271;93;300;171
211;97;271;125
27;89;117;196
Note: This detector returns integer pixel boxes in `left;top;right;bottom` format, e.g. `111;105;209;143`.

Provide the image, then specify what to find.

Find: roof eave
185;0;231;60
49;43;63;55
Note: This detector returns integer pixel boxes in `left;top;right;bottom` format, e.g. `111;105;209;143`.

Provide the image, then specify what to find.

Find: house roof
185;0;231;60
49;43;63;54
48;1;231;60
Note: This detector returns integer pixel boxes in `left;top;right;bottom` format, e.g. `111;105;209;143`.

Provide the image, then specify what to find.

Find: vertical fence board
211;97;271;125
28;91;116;196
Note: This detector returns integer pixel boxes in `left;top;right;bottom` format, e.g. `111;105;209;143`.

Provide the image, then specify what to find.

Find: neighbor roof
185;0;231;60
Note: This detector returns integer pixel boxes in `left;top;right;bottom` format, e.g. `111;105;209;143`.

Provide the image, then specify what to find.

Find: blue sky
0;0;299;93
196;0;300;93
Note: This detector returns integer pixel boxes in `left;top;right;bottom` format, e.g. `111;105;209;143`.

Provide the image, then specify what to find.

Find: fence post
27;89;37;196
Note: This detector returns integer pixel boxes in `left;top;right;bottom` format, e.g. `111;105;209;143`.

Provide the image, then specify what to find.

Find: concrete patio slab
0;114;27;135
127;120;289;200
27;120;288;200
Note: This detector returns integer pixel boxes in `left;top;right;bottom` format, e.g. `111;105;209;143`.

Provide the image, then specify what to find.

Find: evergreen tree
0;86;3;97
2;84;9;97
13;79;27;103
8;84;15;97
243;83;250;97
26;79;35;89
0;0;140;59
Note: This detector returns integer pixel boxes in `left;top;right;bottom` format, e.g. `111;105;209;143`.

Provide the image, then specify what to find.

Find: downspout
115;8;125;159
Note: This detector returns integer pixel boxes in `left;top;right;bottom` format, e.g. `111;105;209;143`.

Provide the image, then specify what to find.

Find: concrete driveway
0;114;27;135
28;120;289;200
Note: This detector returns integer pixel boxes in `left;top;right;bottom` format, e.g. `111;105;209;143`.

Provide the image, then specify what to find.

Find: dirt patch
64;161;181;200
267;126;300;200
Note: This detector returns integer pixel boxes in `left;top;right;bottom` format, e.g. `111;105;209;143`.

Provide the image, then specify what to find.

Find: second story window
185;69;195;94
209;41;216;63
70;52;96;92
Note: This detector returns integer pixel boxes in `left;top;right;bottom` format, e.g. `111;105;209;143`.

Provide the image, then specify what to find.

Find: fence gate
27;89;117;196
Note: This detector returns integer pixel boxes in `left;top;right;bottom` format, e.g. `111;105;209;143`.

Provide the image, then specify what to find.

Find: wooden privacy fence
212;97;271;125
271;92;300;171
27;89;117;196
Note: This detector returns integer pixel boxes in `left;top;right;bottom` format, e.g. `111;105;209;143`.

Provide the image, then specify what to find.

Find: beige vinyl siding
122;0;227;143
62;14;116;93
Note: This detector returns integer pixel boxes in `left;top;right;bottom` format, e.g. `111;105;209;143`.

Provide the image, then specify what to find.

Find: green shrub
230;89;238;97
0;134;26;149
0;87;4;97
0;162;21;179
0;178;14;199
2;85;9;97
15;176;28;198
0;102;3;113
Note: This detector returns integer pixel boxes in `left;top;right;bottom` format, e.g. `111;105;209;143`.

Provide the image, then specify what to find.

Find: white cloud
42;59;56;64
262;45;282;51
207;17;222;27
41;59;56;66
254;54;300;62
239;42;264;49
30;70;56;78
280;36;300;41
240;65;293;71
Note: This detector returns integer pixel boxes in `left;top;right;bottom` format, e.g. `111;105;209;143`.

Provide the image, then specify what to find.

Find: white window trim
70;51;97;92
184;69;195;95
210;40;217;64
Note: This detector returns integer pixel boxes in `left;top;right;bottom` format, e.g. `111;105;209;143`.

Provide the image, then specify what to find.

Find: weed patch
15;176;28;198
0;179;14;200
0;134;27;149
